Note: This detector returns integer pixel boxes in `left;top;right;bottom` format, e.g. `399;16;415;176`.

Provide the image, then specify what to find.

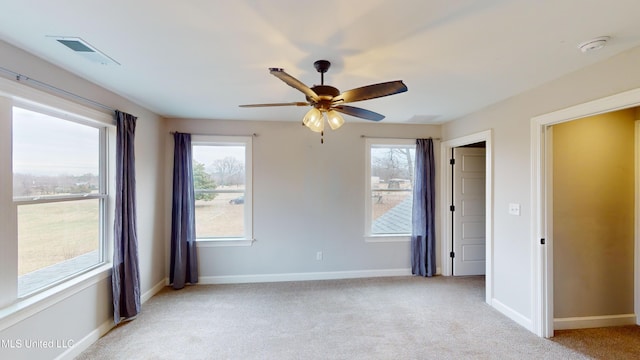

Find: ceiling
1;0;640;124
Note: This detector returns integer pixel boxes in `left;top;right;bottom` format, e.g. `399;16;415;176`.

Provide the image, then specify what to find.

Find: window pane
12;107;100;199
370;145;415;234
194;193;245;238
192;144;246;238
17;199;101;295
12;106;104;296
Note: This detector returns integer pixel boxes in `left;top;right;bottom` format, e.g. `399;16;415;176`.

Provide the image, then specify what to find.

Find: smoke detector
578;36;610;53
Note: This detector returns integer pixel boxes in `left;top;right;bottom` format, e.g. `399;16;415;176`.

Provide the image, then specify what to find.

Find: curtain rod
0;66;115;113
170;131;258;137
360;135;441;140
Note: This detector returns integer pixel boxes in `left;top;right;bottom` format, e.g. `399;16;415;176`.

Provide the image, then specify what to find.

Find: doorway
551;112;636;331
441;130;493;304
531;88;640;338
451;145;486;276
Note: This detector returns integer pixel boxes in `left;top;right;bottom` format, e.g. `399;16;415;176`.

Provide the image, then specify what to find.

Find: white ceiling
1;0;640;124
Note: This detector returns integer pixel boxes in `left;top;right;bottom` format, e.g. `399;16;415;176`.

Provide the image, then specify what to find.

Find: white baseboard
141;278;168;303
54;319;113;360
56;278;168;360
492;298;533;331
554;314;637;330
198;268;412;284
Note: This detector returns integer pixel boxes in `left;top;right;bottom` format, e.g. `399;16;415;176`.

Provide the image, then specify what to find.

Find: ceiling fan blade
269;68;319;102
333;80;407;104
239;102;309;108
333;105;385;121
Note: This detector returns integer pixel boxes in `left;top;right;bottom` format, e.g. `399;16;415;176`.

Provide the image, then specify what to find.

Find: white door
452;147;486;276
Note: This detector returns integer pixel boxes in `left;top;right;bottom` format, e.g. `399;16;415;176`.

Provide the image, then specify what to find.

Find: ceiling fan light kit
240;60;408;143
326;109;345;130
303;107;324;132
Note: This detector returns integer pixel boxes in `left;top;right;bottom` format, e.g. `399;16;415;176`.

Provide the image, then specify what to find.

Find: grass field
195;192;244;238
17;199;99;276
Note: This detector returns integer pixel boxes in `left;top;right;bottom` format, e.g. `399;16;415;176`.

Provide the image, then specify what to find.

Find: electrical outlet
316;251;323;261
508;203;521;216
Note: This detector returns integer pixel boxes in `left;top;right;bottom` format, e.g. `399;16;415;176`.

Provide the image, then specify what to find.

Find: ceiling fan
240;60;407;141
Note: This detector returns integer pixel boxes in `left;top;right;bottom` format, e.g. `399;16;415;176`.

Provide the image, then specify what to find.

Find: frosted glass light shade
326;110;344;130
303;108;324;132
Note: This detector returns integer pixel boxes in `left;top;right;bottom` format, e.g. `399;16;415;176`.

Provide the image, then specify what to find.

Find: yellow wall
553;108;636;318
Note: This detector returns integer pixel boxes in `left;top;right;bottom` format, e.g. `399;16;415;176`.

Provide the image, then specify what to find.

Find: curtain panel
112;110;141;324
170;132;199;289
411;138;436;277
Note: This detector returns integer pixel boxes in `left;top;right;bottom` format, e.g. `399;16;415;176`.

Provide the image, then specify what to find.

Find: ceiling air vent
50;36;120;65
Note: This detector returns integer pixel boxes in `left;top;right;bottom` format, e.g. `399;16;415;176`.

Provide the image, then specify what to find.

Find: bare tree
211;157;244;186
372;147;414;184
13;173;34;197
398;148;414;186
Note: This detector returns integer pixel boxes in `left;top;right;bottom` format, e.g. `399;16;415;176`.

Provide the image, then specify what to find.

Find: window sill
18;251;101;296
364;235;411;243
196;238;255;247
0;263;112;332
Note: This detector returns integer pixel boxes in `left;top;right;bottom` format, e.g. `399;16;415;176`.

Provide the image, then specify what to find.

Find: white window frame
191;135;253;247
0;76;114;329
364;138;415;243
12;104;108;297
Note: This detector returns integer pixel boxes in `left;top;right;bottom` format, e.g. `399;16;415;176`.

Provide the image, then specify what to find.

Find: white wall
165;118;441;282
442;45;640;328
0;40;166;359
553;110;635;318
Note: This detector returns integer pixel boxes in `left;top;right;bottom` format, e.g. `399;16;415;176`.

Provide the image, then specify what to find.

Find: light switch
508;203;520;216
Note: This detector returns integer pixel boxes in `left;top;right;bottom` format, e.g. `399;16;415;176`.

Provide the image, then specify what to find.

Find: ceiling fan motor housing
308;85;340;110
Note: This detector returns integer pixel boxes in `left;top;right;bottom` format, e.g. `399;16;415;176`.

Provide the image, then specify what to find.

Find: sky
12;107;99;176
192;144;245;168
13;107;247;177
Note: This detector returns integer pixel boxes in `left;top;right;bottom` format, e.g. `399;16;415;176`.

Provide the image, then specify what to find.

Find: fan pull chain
321;131;324;144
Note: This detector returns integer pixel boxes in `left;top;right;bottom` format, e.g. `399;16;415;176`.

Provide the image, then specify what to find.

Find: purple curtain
170;132;198;289
411;138;436;277
112;110;141;324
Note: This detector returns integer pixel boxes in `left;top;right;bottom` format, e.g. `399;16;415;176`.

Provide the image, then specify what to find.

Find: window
191;135;252;243
12;106;107;296
365;138;416;239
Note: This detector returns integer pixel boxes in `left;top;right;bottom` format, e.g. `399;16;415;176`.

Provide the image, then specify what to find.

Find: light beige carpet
77;276;638;359
552;325;640;359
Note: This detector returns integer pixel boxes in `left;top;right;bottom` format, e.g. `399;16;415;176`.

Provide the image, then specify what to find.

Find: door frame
441;129;493;304
531;87;640;338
